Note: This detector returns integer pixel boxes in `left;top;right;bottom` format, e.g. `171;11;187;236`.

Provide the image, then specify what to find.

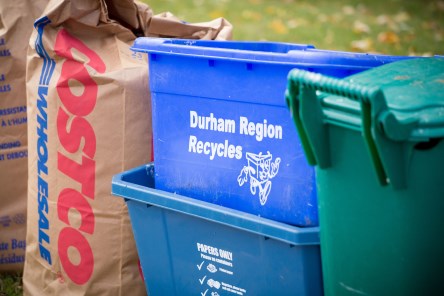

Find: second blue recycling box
132;38;413;226
112;164;323;296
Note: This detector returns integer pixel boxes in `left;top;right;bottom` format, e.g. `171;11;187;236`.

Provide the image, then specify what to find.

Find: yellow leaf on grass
286;19;299;29
330;13;343;23
353;20;371;34
407;47;433;57
266;6;275;15
265;6;287;17
317;14;328;23
242;10;262;21
287;18;308;28
394;11;410;23
209;10;224;19
392;11;410;32
325;29;334;45
378;31;400;44
269;19;288;35
342;5;355;15
351;38;373;52
421;52;433;57
376;15;390;26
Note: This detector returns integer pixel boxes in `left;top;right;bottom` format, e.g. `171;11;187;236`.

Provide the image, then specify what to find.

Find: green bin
286;58;444;296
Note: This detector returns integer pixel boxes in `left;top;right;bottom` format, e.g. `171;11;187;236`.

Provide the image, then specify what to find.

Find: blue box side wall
151;91;318;226
127;200;176;294
126;199;323;296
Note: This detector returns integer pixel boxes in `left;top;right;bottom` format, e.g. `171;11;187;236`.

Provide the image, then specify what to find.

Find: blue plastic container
112;163;323;296
132;38;414;226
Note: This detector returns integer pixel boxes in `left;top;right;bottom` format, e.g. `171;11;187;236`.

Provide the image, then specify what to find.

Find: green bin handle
286;69;417;189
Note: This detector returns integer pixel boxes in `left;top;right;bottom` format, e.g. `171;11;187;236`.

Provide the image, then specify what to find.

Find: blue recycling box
112;163;323;296
132;38;413;226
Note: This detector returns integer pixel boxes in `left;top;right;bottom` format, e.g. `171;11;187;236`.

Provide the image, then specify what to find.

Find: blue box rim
130;37;416;69
112;163;320;246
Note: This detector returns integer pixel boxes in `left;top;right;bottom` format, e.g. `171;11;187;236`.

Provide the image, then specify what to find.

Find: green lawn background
142;0;444;55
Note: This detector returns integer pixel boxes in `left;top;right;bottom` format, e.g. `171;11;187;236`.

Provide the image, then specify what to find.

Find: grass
0;273;22;296
142;0;444;55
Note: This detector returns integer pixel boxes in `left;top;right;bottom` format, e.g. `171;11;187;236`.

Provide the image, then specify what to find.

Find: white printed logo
237;151;281;205
207;264;217;273
207;279;221;289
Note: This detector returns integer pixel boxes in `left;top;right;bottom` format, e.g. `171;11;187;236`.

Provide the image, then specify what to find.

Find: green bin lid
344;57;444;140
286;57;444;189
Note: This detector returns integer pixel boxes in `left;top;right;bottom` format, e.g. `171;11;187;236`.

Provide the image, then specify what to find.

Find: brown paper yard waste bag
0;0;47;272
24;0;232;295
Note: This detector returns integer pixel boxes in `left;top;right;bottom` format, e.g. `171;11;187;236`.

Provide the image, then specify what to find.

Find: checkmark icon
201;289;208;296
197;261;205;270
199;275;207;285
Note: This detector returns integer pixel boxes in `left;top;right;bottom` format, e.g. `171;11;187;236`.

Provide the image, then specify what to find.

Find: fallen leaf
331;13;343;23
394;11;410;23
376;15;390;26
317;14;328;23
269;19;288;35
404;33;416;42
420;52;433;57
356;4;368;14
377;31;400;44
389;11;411;32
342;5;355;15
351;38;373;52
275;8;288;18
209;10;224;19
408;46;421;56
286;19;299;29
325;29;334;45
398;22;412;32
437;0;444;12
304;3;319;14
266;6;275;15
422;21;438;30
353;20;371;34
408;48;435;58
288;18;308;28
241;10;262;21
